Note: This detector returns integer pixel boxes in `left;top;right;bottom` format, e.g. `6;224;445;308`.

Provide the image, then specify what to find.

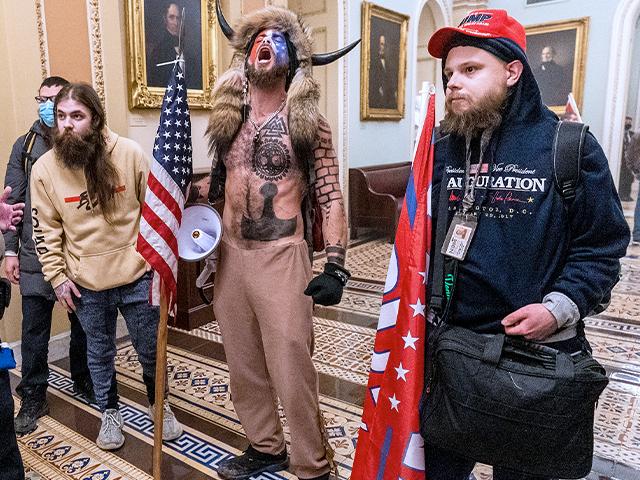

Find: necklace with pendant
248;100;286;148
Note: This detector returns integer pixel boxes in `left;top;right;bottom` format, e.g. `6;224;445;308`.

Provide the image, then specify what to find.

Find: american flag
137;59;192;313
351;91;436;480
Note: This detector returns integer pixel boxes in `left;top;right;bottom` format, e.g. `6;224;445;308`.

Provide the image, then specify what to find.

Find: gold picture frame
525;17;589;115
125;0;218;109
360;2;409;121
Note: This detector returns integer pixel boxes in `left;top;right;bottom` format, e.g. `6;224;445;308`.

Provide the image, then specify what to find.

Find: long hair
54;83;121;222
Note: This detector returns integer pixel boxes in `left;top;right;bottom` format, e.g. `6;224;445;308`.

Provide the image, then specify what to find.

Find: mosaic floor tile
313;238;392;283
15;397;152;480
39;366;295;479
114;343;361;479
178;316;376;386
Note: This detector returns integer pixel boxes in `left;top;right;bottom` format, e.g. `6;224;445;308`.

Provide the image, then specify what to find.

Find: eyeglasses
35;95;56;104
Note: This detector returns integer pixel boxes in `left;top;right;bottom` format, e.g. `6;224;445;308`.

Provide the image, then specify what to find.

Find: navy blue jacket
430;41;629;334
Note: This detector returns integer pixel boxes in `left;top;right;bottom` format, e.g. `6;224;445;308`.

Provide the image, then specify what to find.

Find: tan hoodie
30;129;149;291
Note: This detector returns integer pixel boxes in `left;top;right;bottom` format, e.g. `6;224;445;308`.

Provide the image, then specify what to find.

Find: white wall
487;0;622;143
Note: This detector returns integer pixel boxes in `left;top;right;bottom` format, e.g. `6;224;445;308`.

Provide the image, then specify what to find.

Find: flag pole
152;286;169;479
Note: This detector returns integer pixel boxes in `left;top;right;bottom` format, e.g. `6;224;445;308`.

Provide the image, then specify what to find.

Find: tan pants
213;239;329;479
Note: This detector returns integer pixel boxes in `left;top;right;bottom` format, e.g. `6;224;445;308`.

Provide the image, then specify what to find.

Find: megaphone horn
177;204;223;262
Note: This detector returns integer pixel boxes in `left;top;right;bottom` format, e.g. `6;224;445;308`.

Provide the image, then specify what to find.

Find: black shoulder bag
419;152;609;479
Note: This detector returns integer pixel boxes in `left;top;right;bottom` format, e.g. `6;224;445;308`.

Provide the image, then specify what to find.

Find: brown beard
246;62;289;89
53;128;121;222
440;85;510;139
54;129;102;170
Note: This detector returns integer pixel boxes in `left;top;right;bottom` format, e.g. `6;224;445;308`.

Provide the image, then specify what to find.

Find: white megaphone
177;204;223;298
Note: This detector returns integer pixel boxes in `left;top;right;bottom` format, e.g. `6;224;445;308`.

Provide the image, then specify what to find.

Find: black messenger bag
420;325;608;478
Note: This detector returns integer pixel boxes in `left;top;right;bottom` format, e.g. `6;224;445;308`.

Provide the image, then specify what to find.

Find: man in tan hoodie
30;83;183;451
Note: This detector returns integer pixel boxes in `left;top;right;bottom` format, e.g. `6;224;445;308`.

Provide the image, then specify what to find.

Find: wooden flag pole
153;287;169;479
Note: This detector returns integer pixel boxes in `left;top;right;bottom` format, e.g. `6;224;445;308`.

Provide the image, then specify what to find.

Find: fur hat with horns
206;4;359;164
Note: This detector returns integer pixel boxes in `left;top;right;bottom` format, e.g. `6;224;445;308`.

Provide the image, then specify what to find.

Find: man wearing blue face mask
3;76;94;435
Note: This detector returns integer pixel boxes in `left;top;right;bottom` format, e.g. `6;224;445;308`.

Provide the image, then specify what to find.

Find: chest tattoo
251;116;292;182
241;182;297;241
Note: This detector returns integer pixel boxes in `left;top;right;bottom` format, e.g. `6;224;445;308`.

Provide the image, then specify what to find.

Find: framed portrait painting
525;17;589;114
360;2;409;121
125;0;218;109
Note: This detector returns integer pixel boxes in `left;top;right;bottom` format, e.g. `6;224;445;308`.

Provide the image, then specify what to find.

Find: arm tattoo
313;118;347;266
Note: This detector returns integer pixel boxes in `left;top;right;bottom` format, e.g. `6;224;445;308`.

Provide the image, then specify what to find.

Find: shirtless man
206;6;358;480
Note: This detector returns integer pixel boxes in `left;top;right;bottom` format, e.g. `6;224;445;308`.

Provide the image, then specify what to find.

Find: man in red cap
421;9;628;480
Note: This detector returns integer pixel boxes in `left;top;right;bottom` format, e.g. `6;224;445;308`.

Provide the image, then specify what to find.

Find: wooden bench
349;161;411;243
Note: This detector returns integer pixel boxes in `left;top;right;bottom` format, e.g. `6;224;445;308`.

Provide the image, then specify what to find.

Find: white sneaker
148;399;183;441
96;409;124;450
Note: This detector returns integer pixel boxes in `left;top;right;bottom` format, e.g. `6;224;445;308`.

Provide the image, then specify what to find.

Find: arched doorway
603;0;640;187
411;0;450;144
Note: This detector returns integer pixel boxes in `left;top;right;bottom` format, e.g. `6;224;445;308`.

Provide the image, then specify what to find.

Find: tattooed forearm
314;118;347;265
325;245;346;266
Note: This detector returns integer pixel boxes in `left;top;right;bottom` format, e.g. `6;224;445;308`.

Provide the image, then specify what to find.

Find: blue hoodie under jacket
430;39;630;335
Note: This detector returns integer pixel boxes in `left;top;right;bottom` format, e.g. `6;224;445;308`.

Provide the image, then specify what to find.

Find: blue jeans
16;296;89;401
75;272;159;411
0;370;24;480
633;191;640;242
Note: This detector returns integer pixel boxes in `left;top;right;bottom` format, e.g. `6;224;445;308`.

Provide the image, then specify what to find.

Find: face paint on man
246;29;290;88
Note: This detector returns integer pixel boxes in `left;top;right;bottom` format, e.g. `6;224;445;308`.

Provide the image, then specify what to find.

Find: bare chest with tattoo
223;112;306;246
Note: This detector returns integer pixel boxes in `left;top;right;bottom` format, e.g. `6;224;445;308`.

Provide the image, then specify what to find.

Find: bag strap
21;130;37;168
429;174;454;316
552;120;588;204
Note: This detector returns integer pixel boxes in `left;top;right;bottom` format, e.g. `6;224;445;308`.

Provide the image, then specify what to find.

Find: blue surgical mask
38;100;55;127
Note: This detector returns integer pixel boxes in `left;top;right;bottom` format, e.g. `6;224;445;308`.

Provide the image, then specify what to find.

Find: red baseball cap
428;9;526;59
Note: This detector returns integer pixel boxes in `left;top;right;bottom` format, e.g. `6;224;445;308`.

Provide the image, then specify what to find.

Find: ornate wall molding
87;0;105;104
603;0;640;185
35;0;50;79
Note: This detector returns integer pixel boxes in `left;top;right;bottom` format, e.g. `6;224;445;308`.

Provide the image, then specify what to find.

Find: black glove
304;263;351;306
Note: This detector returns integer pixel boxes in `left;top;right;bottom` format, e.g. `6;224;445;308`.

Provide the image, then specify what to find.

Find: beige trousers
213;239;329;479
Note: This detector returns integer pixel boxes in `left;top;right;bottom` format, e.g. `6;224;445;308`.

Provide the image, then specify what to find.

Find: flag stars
162;131;171;139
402;331;419;350
164;107;172;115
164;119;172;128
389;394;400;412
163;154;170;162
394;363;410;382
410;298;426;317
166;84;173;92
176;84;184;92
172;167;179;174
153;144;159;152
176;71;184;80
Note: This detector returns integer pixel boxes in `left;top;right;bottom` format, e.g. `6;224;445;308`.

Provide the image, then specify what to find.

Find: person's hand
0;187;24;232
304;263;350;306
54;279;81;313
4;257;20;285
501;304;558;341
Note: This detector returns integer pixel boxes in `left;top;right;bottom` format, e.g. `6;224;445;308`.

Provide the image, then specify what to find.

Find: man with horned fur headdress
206;5;358;480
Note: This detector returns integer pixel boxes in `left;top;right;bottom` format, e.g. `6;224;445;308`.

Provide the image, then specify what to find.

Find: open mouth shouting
257;45;273;65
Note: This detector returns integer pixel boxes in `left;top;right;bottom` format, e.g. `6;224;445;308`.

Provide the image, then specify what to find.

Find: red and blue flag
351;90;436;480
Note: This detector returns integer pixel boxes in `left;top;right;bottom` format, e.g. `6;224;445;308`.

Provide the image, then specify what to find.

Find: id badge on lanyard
442;213;478;261
442;145;483;261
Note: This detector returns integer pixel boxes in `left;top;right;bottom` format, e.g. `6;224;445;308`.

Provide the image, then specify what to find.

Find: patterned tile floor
17;237;640;479
114;343;361;479
16;396;153;480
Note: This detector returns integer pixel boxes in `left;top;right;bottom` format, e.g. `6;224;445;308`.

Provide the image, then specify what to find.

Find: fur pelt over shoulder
206;6;321;163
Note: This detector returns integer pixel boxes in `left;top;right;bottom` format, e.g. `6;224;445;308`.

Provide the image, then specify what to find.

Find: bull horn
216;1;235;41
311;39;361;66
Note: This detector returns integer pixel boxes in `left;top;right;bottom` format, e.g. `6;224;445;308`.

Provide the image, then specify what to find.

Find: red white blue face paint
249;29;289;70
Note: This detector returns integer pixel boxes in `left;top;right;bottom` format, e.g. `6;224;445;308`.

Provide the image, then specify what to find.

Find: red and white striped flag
137;60;193;313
